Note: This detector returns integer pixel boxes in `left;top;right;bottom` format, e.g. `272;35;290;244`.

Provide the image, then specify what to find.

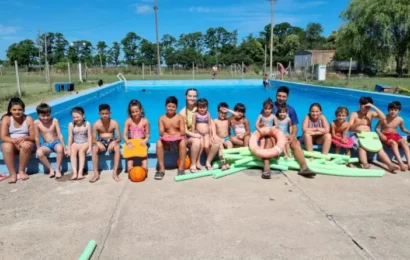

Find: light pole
154;0;161;78
268;0;277;77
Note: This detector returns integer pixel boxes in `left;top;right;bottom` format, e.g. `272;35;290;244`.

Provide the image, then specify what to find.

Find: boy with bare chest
34;103;66;178
91;104;121;182
349;97;399;172
376;101;410;171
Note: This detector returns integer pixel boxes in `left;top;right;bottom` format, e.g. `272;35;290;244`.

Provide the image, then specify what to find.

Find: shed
294;50;335;70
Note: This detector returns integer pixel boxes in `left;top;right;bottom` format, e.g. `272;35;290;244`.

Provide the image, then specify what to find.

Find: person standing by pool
179;88;203;172
212;65;218;80
271;86;315;176
0;97;35;183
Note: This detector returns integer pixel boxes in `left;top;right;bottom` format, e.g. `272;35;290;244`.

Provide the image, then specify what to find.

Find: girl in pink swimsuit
123;100;150;172
192;98;213;170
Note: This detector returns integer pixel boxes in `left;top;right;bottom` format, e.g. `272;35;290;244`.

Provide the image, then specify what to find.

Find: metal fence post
79;63;83;82
14;60;22;97
68;62;71;83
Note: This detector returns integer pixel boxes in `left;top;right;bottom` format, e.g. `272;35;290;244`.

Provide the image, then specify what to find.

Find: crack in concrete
96;181;129;260
282;172;377;260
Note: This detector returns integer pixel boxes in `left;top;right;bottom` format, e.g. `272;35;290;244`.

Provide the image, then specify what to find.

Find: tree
53;33;68;63
139;39;156;65
38;32;55;64
336;0;410;75
161;34;177;67
178;32;204;52
305;23;325;49
121;32;141;66
109;42;120;66
236;34;264;65
67;41;93;64
96;41;108;66
204;27;237;64
6;39;38;66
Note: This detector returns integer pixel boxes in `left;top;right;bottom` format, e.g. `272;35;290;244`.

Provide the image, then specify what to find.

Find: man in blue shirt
272;86;315;176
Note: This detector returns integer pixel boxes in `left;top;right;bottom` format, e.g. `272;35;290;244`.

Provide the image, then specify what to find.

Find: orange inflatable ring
249;127;287;159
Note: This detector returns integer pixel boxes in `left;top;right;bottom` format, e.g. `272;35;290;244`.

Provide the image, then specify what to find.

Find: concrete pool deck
1;166;410;259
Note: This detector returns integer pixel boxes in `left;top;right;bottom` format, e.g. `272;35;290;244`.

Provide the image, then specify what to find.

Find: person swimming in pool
91;104;121;183
34;103;66;179
156;96;187;180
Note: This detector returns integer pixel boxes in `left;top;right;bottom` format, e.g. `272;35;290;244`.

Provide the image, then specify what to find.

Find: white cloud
136;4;153;14
0;24;17;35
187;6;211;13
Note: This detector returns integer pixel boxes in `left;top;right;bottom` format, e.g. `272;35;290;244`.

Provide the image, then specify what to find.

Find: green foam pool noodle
245;161;288;171
223;147;250;155
328;153;350;161
223;154;244;160
303;151;330;159
328;157;344;165
234;157;255;166
239;150;253;156
212;161;221;169
213;166;247;179
174;169;219;182
278;157;296;162
307;163;384;177
279;160;301;170
312;159;326;164
78;240;97;260
348;158;359;163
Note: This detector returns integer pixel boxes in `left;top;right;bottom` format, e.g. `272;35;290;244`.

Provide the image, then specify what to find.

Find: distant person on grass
0;97;35;183
212;65;218;80
91;104;121;183
34;103;66;179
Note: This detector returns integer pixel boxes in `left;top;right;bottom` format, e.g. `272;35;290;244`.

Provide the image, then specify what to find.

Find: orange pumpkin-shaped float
129;166;147;182
177;156;191;170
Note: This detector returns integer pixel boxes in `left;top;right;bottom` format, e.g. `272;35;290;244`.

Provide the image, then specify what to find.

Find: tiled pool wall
0;79;408;174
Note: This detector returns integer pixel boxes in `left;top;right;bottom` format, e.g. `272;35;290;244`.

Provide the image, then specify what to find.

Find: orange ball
129;166;147;182
177;156;191;170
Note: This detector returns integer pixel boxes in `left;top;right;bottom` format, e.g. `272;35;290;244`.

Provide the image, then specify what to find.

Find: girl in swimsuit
179;88;203;172
123;100;150;173
192;98;213;170
67;107;92;180
331;107;352;158
0;97;35;183
229;103;251;147
255;98;278;149
302;103;332;156
276;105;292;158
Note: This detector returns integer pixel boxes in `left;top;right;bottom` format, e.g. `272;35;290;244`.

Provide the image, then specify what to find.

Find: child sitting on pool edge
229;103;251;147
192;98;212;171
91;104;121;182
375;101;410;171
331;107;352;159
34;103;66;179
156;96;187;180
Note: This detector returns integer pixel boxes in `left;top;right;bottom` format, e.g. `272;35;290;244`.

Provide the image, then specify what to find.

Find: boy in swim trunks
34;103;66;179
349;97;399;172
375;101;410;171
91;104;121;182
156;96;187;180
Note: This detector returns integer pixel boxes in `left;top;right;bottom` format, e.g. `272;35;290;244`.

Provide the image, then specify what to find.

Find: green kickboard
307;163;384;177
356;132;382;152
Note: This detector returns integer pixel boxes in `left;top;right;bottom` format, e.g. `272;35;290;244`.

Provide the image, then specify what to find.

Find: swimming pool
46;80;410;143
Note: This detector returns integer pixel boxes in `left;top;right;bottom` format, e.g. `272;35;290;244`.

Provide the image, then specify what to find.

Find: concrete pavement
1;167;409;259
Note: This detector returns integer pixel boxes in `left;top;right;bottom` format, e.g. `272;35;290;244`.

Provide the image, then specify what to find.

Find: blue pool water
54;83;410;143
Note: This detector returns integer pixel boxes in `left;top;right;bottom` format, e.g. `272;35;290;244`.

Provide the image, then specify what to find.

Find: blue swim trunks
223;136;230;142
41;140;61;152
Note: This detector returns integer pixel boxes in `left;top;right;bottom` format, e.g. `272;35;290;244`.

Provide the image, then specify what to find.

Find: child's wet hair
388;101;401;111
263;98;274;109
127;100;144;117
276;104;288;117
359;96;373;105
335;107;349;116
233;103;246;114
71;106;85;115
217;102;228;111
36;103;51;115
309;103;322;112
166;96;178;106
2;97;26;119
197;98;208;108
99;104;110;112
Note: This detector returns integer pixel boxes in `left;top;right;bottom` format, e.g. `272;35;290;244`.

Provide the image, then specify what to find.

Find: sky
0;0;351;60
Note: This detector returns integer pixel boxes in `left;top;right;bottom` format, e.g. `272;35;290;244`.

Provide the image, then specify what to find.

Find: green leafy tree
161;34;177;67
109;42;121;66
236;34;264;65
139;39;156;65
96;41;108;66
121;32;142;66
53;33;68;63
336;0;410;75
305;23;326;49
6;39;38;66
204;27;237;64
38;32;55;64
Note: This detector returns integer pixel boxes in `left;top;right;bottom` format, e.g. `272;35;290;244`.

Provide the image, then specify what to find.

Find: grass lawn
1;71;410;112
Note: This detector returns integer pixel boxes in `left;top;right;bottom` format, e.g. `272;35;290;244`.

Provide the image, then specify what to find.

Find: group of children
1;91;410;184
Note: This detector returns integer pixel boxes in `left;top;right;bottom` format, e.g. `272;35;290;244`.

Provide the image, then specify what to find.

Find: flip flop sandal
261;170;271;179
155;171;165;180
177;170;185;176
298;168;316;177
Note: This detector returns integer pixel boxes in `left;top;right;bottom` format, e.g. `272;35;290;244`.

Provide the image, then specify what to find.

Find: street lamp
268;0;277;77
154;0;161;78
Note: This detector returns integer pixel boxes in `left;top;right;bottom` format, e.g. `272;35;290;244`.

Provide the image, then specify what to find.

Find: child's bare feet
398;162;408;172
113;174;120;182
362;164;371;169
196;163;203;170
388;163;400;173
221;164;227;170
89;173;100;183
6;175;18;184
19;172;29;180
49;169;55;178
77;175;85;180
55;170;62;179
71;174;78;180
348;163;355;168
